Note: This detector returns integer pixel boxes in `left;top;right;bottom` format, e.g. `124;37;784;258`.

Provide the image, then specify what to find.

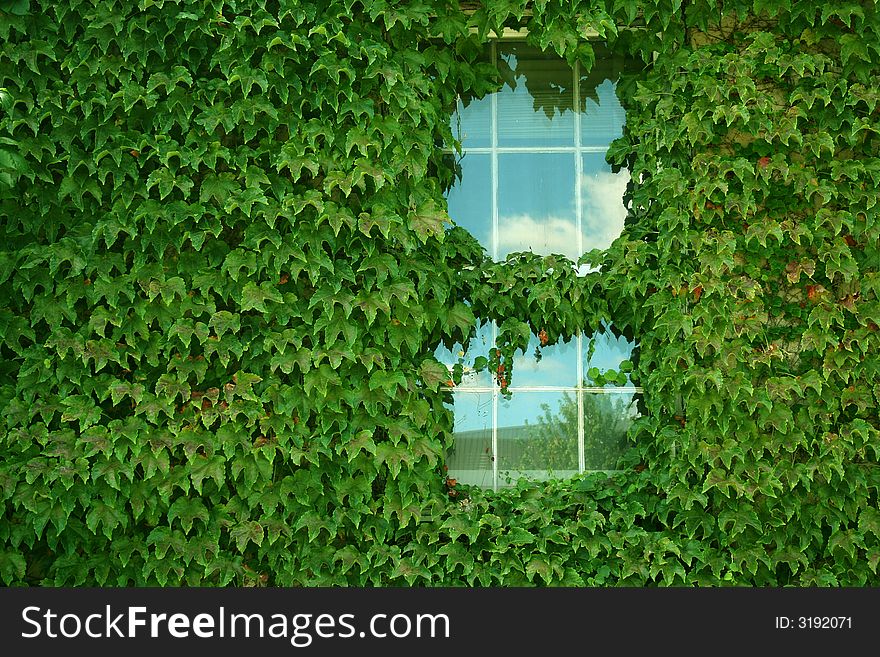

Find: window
438;40;641;490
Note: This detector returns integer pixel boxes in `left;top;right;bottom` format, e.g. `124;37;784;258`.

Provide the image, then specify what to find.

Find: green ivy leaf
0;550;26;584
419;359;449;391
167;497;209;534
189;456;226;494
240;281;283;312
407;202;448;242
229;521;264;552
85;500;128;540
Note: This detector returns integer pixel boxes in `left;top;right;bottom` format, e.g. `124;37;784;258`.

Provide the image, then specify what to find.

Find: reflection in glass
497;43;575;147
434;323;493;389
446;392;494;488
510;334;577;388
580;79;626;146
498;392;578;486
445;153;492;250
583;327;638;387
440;43;639;490
498;153;577;260
581;153;629;252
583;391;638;470
453;96;491;149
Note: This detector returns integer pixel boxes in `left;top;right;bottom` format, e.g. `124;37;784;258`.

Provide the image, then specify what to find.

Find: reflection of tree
513;392;636;472
497;43;635;120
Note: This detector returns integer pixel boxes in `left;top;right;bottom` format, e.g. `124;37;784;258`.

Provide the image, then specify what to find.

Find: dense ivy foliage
1;0;878;586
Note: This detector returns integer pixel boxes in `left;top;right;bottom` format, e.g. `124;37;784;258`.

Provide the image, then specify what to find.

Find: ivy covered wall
0;0;878;586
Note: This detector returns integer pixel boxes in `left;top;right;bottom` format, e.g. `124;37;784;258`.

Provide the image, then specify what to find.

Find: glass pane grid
443;42;633;491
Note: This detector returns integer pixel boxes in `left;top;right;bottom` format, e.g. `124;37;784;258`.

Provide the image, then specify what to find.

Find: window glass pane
581;153;629;252
434;322;494;389
579;79;626;146
446;153;493;252
453;96;491;149
583;391;639;469
498;152;577;260
497;43;575;147
510;333;577;388
497;392;578;486
583;328;637;387
579;46;629;146
446;392;494;488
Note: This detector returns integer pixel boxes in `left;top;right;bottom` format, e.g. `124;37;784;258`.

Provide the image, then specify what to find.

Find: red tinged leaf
278;273;289;284
130;150;139;158
839;293;860;311
692;285;703;301
538;328;548;346
806;284;826;302
757;156;771;168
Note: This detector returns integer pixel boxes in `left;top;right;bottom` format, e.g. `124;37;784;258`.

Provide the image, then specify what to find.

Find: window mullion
574;60;586;473
490;40;499;492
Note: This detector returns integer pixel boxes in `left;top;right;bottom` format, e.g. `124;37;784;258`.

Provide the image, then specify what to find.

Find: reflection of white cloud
498;213;580;260
581;170;630;251
496;170;630;261
512;353;569;381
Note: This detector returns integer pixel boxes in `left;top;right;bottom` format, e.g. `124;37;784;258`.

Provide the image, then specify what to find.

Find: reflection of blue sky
493;163;629;261
453;96;491;148
444;51;630;263
434;323;493;388
445;153;629;262
511;334;577;387
446;153;491;249
584;330;637;386
497;153;577;259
